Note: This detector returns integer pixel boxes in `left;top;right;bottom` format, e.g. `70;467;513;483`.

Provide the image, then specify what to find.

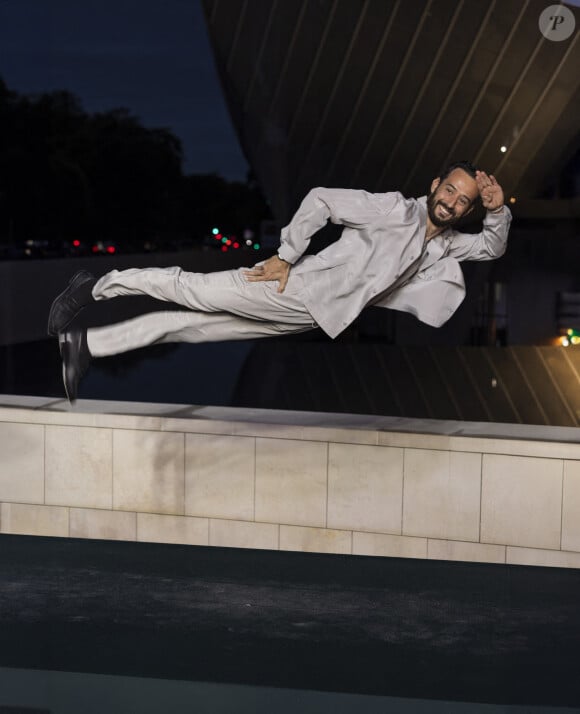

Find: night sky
0;0;249;180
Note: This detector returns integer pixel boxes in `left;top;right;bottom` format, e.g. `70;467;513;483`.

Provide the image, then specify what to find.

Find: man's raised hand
243;254;291;293
475;170;504;213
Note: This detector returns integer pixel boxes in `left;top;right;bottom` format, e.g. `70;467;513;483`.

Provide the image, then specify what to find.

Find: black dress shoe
59;328;91;404
47;270;96;336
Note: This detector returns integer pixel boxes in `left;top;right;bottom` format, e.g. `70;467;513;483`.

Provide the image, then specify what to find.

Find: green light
221;237;228;244
212;228;219;235
253;243;260;250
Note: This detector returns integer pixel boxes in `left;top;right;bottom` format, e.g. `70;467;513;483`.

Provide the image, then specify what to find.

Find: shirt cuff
277;244;301;265
485;205;511;222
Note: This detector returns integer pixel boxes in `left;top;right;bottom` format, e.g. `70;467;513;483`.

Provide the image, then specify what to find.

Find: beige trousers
87;266;316;358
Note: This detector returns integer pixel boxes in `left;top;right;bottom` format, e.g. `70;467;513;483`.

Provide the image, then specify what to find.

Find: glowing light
568;329;574;336
106;246;116;254
509;197;516;204
562;337;570;347
572;336;580;345
253;243;260;250
221;237;228;244
221;245;228;252
225;239;232;246
233;242;240;249
245;239;252;246
92;245;99;253
500;145;507;153
72;239;81;247
214;233;222;240
212;228;219;235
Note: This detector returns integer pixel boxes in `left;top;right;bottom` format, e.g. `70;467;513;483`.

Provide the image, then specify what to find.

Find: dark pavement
0;535;579;708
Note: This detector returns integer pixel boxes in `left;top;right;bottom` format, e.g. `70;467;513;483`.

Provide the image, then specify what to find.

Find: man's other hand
475;170;505;212
243;254;291;293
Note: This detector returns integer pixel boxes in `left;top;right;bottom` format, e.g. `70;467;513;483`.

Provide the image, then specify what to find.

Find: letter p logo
539;5;576;41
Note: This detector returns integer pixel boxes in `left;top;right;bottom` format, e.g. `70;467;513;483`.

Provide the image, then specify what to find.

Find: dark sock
81;327;89;354
79;328;92;368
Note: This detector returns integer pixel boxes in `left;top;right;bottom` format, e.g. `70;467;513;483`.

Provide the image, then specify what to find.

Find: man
48;161;510;403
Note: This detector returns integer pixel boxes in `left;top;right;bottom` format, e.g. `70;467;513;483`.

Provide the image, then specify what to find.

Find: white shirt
278;188;511;338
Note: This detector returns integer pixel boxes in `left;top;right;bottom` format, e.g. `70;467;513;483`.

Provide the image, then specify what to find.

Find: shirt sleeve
277;187;398;264
446;205;512;262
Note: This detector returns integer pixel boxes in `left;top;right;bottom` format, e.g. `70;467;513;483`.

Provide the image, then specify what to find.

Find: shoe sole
59;333;74;403
62;359;74;403
47;271;94;337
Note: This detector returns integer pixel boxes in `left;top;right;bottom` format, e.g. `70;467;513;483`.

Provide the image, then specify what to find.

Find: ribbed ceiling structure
202;0;580;221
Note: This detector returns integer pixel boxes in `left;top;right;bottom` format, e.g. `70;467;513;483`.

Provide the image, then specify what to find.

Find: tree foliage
0;78;270;249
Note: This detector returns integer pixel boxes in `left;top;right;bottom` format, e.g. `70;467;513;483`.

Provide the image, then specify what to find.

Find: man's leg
86;309;314;358
92;265;312;325
49;265;312;335
59;268;316;402
60;309;313;403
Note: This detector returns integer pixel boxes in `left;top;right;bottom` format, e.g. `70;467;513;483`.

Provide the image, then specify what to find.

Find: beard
426;190;462;228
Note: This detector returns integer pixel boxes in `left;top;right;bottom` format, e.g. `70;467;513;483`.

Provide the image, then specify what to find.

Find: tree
0;78;270;251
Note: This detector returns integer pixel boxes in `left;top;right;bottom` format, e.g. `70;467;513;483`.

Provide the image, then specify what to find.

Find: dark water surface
4;335;580;425
1;338;254;406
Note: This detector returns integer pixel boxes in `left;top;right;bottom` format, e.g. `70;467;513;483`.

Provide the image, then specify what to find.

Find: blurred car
91;240;118;255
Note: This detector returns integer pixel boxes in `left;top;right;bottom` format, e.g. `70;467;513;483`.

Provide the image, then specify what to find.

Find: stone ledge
1;395;579;569
2;395;580;457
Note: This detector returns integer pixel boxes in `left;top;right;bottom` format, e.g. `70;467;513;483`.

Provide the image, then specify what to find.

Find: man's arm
276;187;395;264
244;187;396;292
447;171;511;261
446;206;511;261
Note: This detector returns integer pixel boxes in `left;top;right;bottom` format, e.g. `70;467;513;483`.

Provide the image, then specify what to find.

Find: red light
221;245;228;252
92;245;99;253
233;242;240;249
72;240;80;247
215;233;222;240
106;246;116;254
226;239;232;246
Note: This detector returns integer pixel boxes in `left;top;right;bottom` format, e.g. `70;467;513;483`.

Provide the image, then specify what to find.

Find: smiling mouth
437;204;454;219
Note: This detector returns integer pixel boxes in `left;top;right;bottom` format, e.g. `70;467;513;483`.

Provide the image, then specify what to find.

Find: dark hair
438;160;478;182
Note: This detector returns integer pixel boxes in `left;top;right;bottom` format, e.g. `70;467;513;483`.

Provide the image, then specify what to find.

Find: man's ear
430;177;440;193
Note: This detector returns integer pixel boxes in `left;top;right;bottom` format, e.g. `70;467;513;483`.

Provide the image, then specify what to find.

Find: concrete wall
1;396;579;569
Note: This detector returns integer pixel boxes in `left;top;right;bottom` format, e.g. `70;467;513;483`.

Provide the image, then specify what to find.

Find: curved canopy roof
203;0;580;221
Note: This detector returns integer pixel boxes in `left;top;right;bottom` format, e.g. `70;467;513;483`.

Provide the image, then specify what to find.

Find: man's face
427;168;479;228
